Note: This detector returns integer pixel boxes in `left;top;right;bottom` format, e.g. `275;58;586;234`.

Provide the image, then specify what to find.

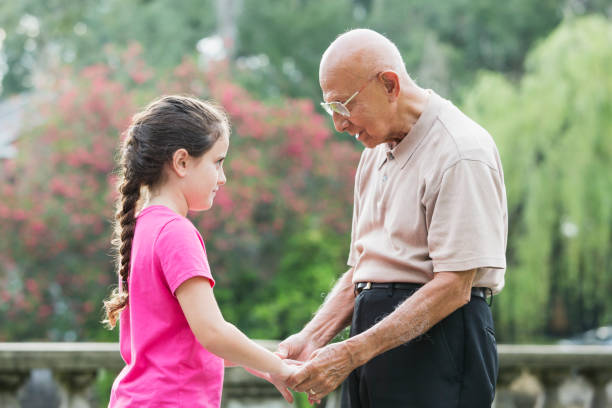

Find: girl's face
183;134;229;211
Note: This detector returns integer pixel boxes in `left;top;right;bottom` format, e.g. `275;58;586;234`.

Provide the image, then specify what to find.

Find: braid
117;173;141;283
103;136;142;329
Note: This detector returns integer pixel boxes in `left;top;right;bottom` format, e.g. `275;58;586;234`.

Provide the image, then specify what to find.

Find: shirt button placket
382;151;394;185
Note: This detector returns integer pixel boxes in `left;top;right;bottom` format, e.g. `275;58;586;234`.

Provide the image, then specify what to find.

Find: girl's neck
146;191;188;217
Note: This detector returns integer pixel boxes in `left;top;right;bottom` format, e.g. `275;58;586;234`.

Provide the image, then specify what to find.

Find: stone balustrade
0;342;610;408
496;345;612;408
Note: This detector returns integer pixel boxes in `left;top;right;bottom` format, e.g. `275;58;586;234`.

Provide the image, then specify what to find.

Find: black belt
354;282;492;303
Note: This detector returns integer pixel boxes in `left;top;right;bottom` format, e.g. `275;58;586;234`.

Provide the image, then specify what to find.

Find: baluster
536;368;570;408
0;370;30;408
580;368;612;408
494;367;523;408
512;370;542;408
54;369;98;408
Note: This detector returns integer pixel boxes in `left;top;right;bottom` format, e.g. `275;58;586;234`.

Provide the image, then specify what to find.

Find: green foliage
365;0;566;96
248;224;348;339
232;0;611;102
235;0;357;102
95;369;117;408
463;15;612;341
6;0;607;102
0;0;216;95
292;391;312;408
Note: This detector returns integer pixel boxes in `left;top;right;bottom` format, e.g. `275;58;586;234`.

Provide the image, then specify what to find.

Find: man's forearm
345;270;476;367
301;268;355;347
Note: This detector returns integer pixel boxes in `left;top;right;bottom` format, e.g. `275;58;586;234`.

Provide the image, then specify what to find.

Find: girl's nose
218;167;227;185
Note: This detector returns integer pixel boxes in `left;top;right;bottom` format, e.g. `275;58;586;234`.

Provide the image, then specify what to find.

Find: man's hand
277;331;319;362
288;341;357;402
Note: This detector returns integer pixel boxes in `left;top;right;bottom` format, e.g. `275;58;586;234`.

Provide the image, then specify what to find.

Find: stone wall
1;342;611;408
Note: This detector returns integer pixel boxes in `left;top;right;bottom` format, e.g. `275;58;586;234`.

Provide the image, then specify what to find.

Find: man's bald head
319;29;408;85
318;29;428;148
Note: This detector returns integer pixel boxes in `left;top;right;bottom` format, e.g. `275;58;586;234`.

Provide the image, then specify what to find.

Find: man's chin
360;139;378;149
357;132;381;148
356;132;369;147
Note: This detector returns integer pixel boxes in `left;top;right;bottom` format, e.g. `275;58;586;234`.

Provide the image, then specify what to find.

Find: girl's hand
279;359;302;378
243;365;296;403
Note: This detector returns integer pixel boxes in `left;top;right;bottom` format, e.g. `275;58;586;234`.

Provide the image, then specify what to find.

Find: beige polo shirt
348;91;507;294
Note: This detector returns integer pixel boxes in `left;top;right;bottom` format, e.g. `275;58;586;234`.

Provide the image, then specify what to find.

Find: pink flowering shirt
109;205;224;408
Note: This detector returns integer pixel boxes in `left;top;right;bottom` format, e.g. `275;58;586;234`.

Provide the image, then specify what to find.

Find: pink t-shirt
109;205;224;408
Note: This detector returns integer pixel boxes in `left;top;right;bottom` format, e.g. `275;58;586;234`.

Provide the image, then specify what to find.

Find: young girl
103;95;296;407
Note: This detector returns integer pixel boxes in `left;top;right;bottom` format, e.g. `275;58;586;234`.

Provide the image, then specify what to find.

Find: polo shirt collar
377;90;442;170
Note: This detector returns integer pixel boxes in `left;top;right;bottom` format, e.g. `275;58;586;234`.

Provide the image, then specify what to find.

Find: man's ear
170;148;190;178
380;71;400;101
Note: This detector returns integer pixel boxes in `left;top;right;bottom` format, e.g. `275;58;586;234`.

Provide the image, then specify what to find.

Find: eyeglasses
320;75;378;117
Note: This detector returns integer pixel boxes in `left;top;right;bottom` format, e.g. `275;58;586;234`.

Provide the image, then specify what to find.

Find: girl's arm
175;277;295;381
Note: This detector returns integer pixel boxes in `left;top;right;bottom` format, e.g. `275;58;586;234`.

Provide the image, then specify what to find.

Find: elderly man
279;29;507;407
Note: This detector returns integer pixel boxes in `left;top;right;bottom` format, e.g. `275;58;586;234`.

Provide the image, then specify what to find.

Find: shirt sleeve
427;159;507;272
155;217;215;294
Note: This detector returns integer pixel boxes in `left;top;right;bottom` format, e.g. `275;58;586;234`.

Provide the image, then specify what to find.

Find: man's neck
388;86;430;148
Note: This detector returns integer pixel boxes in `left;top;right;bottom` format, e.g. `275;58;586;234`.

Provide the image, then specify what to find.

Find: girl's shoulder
139;206;203;245
138;204;180;219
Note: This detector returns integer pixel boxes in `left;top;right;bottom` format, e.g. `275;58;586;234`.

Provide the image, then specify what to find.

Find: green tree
234;0;611;102
234;0;359;102
0;0;216;95
463;15;612;341
4;0;610;101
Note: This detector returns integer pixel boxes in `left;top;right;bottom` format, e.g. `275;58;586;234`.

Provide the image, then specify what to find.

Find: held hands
242;331;316;404
291;342;356;403
278;334;358;404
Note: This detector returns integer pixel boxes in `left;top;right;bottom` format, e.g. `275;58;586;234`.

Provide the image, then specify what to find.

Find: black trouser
340;284;498;408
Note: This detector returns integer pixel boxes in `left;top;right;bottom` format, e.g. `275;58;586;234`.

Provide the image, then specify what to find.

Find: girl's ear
170;148;190;178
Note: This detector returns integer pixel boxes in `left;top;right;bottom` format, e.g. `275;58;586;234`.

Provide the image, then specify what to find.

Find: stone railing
495;344;612;408
0;342;610;408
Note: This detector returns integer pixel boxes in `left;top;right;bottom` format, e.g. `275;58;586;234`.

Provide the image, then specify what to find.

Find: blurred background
1;0;611;406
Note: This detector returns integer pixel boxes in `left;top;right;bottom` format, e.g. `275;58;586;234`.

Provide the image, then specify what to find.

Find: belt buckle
355;282;372;296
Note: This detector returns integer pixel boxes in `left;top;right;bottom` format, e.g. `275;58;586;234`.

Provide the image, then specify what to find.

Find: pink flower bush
0;51;360;341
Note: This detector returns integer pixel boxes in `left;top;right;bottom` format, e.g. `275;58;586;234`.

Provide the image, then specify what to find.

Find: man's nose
332;112;350;133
